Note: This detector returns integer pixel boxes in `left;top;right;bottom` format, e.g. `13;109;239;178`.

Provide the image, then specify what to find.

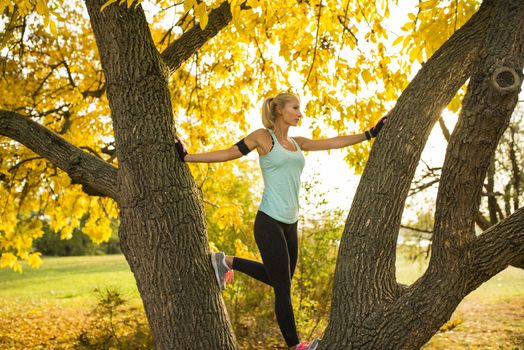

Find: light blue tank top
258;129;306;224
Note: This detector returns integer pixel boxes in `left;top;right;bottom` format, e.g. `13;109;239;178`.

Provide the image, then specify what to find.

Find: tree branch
81;82;106;98
161;1;246;75
438;116;451;141
475;211;491;231
0;110;118;198
466;206;524;292
400;225;433;234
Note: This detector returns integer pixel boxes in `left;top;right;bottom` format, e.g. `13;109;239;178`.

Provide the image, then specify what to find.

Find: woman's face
276;98;302;127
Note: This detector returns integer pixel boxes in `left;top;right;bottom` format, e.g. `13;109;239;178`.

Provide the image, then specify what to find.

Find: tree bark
321;0;524;348
84;1;237;349
0;110;117;198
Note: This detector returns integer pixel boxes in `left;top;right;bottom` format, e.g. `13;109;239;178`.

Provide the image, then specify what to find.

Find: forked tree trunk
321;0;524;349
84;1;237;349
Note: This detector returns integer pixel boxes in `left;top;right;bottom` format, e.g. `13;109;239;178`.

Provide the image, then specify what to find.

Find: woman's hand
365;112;389;140
175;136;188;162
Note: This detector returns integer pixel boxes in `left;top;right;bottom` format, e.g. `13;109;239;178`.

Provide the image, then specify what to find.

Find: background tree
0;0;522;349
410;108;523;227
405;106;524;270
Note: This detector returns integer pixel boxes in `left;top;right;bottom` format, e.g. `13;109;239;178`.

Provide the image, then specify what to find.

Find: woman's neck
273;122;290;140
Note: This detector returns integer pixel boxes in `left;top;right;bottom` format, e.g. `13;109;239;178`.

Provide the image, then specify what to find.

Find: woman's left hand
367;112;390;139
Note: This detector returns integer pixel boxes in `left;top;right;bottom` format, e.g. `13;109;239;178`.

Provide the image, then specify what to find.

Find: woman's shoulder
252;128;271;135
248;128;272;140
246;128;273;155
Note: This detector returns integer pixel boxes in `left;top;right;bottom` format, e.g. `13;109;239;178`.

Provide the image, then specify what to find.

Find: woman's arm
175;129;264;163
184;147;243;163
294;133;367;151
295;114;388;152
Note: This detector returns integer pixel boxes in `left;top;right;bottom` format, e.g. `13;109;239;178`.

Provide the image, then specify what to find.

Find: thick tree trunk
84;1;237;349
321;0;524;349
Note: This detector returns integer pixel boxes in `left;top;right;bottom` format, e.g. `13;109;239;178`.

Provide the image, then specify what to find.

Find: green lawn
396;252;524;301
0;255;141;307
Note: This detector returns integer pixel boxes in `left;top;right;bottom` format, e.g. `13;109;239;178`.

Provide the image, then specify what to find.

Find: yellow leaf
234;239;258;260
49;19;57;36
402;41;412;55
409;46;420;62
195;3;207;24
184;0;196;13
361;69;372;84
199;12;208;30
35;0;48;15
209;241;219;253
0;252;20;271
61;226;74;240
101;0;118;11
312;126;321;139
392;35;404;46
27;252;42;269
401;21;414;32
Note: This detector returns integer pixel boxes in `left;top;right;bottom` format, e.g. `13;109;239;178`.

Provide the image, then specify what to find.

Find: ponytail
261;92;299;130
261;97;275;129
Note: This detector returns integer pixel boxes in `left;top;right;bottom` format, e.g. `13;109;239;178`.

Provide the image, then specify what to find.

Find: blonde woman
175;93;387;350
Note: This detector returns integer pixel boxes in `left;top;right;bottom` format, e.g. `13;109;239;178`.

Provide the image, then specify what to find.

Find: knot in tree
490;66;521;93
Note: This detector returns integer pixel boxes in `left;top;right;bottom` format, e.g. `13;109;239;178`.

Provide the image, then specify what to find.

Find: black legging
232;210;299;347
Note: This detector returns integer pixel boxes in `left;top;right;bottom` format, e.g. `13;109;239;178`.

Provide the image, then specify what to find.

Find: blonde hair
261;92;299;129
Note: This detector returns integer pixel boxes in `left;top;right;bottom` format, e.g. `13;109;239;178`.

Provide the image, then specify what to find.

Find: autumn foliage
0;0;486;271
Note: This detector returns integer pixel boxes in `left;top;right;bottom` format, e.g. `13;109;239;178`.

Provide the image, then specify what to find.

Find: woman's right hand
175;136;188;162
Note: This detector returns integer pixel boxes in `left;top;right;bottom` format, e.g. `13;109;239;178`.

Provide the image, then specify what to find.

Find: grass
396;251;524;300
0;254;523;349
0;255;141;307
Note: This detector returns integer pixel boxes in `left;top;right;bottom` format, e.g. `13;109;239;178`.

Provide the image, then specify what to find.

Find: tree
322;1;524;347
0;0;522;349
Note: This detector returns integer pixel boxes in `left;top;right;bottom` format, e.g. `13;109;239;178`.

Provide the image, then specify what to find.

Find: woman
175;92;387;350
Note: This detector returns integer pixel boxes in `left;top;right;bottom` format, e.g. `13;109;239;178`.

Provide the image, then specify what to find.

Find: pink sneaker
296;339;320;350
296;342;310;350
224;269;234;284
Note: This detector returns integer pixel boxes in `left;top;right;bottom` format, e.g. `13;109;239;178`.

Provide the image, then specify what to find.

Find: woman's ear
274;104;282;116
